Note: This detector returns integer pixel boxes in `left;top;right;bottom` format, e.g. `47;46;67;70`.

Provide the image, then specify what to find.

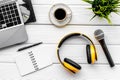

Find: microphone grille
94;29;104;40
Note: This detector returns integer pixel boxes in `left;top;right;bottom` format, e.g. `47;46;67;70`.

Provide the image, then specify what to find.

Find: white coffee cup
54;8;67;22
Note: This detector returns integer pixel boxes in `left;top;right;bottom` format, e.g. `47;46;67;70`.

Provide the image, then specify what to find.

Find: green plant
83;0;120;23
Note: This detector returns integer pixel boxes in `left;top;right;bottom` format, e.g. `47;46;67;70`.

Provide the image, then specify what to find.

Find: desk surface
0;0;120;80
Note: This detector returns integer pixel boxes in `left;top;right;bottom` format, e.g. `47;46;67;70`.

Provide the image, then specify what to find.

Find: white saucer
49;4;72;27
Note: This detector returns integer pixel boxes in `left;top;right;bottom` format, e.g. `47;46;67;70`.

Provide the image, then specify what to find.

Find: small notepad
15;45;52;76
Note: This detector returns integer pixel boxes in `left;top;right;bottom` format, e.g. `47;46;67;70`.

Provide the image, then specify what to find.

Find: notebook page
16;52;35;76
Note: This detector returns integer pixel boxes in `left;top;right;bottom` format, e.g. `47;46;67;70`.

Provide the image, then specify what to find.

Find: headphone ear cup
90;45;96;64
63;58;81;73
86;45;92;64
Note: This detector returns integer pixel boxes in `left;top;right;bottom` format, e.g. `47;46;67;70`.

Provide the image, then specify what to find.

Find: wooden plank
25;25;120;44
0;44;119;64
33;5;120;25
0;63;21;80
31;0;91;5
23;64;120;80
0;63;119;80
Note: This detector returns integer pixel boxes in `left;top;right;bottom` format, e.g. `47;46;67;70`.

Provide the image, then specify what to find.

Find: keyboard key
7;23;13;27
6;7;9;10
1;6;4;8
0;26;3;29
14;22;17;25
4;16;8;19
14;5;17;8
8;15;12;18
5;4;9;7
3;12;7;15
18;20;21;24
7;11;10;14
13;3;16;5
0;9;2;13
9;4;12;6
11;10;14;13
13;18;16;21
15;9;19;16
0;21;5;24
0;13;2;16
12;14;15;17
10;6;13;9
17;17;20;21
0;24;2;27
9;19;12;22
2;8;5;12
0;14;3;21
5;20;9;23
17;17;21;24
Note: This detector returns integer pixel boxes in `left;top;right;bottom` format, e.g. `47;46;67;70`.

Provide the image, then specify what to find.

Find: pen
18;42;43;51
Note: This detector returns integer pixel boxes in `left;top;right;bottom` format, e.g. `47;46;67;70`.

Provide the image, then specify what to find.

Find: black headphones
57;33;97;73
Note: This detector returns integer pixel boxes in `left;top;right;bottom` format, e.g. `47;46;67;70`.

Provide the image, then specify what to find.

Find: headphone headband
58;33;94;48
58;33;80;48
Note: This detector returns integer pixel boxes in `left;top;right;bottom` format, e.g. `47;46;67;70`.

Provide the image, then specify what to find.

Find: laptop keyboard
0;2;21;30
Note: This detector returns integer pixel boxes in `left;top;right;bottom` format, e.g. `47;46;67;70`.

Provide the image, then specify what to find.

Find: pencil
18;42;43;51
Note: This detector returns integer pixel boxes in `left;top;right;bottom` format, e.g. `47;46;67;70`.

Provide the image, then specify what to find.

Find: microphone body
99;39;115;67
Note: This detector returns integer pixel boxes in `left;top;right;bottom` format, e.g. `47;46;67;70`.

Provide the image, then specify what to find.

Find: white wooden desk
0;0;120;80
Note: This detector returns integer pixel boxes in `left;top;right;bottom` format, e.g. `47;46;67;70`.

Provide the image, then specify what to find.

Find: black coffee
54;8;66;20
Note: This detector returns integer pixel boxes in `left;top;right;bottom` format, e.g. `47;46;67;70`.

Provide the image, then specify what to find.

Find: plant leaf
90;15;96;21
83;0;120;24
83;0;93;4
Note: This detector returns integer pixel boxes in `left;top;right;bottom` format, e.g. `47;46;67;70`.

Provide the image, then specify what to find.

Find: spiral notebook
15;46;52;76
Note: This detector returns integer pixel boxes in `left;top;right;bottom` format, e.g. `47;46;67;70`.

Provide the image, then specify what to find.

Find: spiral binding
28;51;39;71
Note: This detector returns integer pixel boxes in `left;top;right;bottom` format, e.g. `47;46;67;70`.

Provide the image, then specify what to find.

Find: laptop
0;0;28;49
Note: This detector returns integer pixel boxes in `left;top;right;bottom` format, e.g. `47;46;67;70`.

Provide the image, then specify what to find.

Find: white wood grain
0;63;119;80
33;5;120;25
31;0;91;5
0;44;119;64
25;25;120;44
0;63;21;80
21;64;120;80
